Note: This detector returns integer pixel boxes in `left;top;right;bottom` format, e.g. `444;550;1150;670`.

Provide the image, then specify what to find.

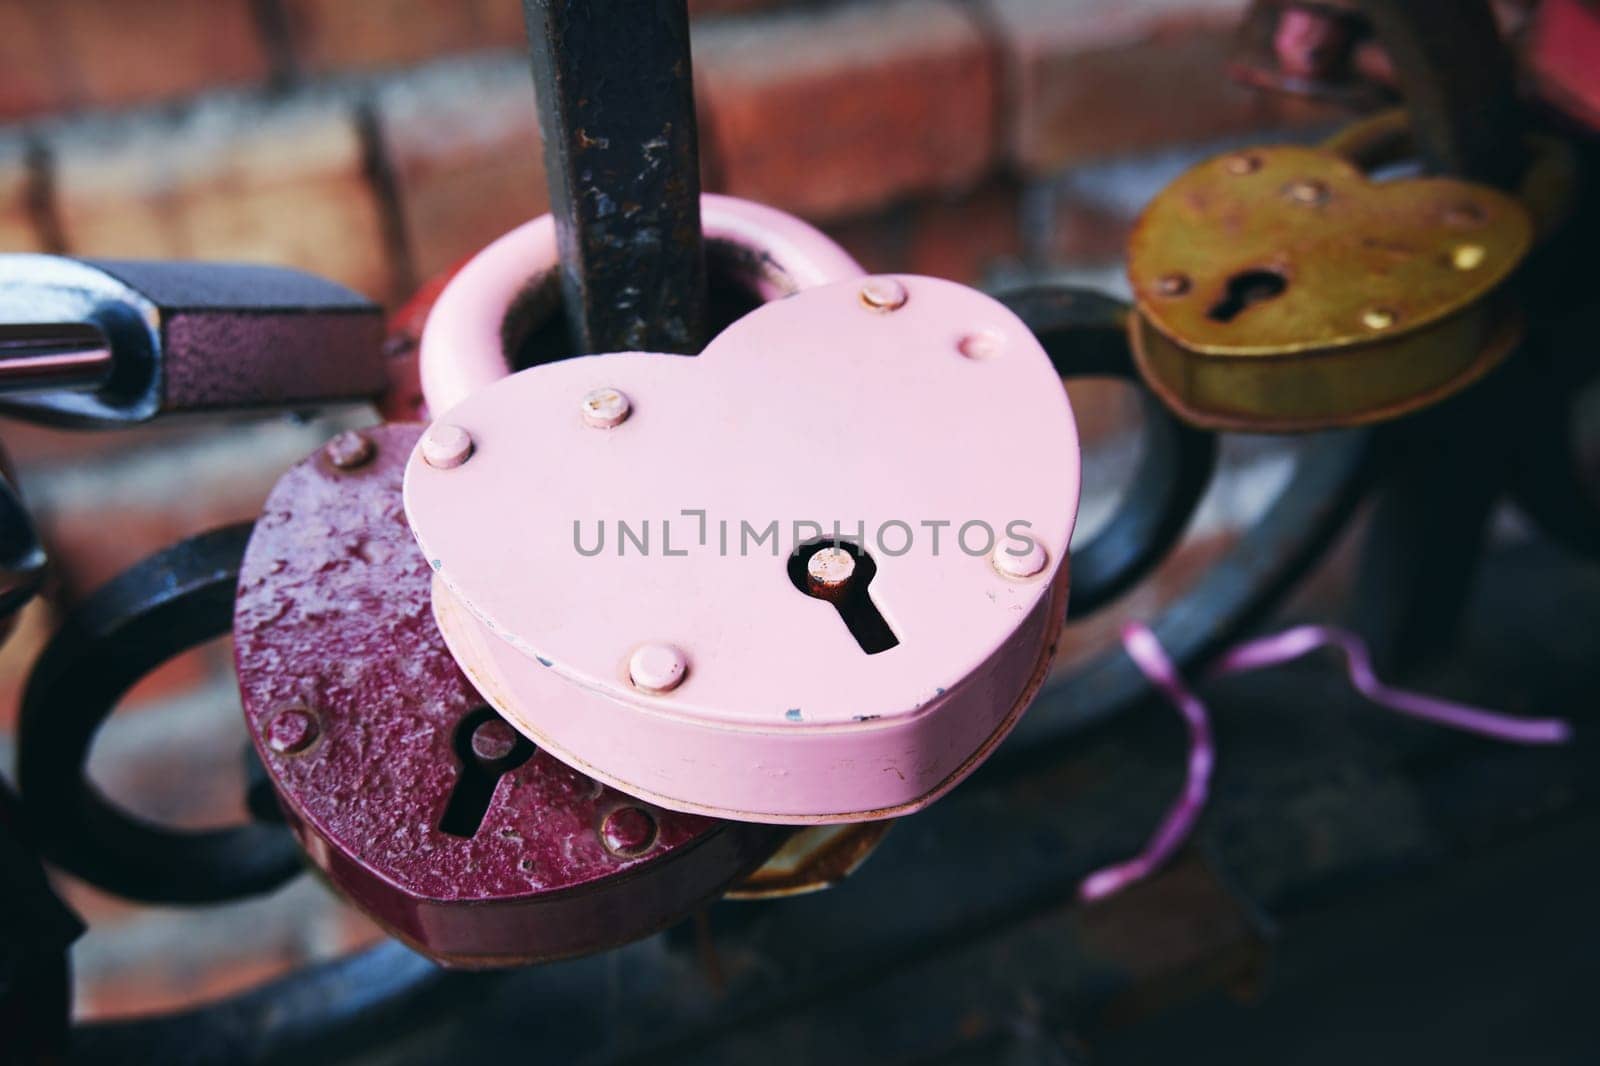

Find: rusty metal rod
521;0;709;356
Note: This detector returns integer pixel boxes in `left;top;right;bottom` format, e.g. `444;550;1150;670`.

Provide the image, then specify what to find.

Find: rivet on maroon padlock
235;422;784;968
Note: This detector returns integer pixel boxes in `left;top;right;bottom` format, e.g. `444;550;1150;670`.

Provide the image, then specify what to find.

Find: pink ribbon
1078;623;1574;903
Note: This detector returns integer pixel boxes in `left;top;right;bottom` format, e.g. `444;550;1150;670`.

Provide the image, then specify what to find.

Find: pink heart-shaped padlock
405;275;1080;823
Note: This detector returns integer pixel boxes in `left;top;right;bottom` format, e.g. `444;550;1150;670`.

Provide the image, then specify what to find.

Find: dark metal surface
1331;0;1530;671
16;524;305;904
71;940;489;1066
1019;425;1373;743
522;0;708;356
1353;0;1524;188
67;537;1600;1065
0;777;80;1065
1509;354;1600;562
0;466;46;627
40;419;1376;1049
234;424;782;967
0;256;386;427
1000;286;1218;619
1354;367;1509;672
10;0;1592;1058
1506;138;1600;562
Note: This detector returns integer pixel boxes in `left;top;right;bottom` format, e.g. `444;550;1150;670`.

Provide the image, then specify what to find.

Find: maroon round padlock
234;423;782;967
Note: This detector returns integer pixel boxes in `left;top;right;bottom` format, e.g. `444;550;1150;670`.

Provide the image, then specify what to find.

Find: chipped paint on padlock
405;274;1080;824
233;423;782;967
1125;143;1536;432
417;194;867;415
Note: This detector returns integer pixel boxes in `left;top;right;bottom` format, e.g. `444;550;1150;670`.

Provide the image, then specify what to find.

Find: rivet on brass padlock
1125;135;1538;432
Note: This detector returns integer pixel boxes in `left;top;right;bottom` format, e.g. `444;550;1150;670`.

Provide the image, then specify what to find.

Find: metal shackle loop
418;194;866;415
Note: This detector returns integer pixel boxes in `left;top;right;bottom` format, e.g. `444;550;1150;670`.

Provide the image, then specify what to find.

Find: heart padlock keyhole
439;705;536;838
1207;269;1288;323
788;540;899;655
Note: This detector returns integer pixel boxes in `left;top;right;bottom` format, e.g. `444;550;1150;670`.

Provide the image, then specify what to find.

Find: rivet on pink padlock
418;193;866;414
405;270;1081;824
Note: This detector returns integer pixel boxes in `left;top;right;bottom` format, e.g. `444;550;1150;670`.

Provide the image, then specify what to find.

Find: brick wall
0;0;1436;1022
0;0;1352;300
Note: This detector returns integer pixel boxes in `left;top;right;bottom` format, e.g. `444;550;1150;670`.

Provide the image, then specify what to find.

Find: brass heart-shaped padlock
1126;145;1534;432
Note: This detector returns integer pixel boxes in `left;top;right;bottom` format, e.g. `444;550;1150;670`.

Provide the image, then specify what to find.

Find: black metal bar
1353;368;1516;673
1355;0;1525;187
1344;0;1529;669
1014;425;1375;745
0;778;79;1064
999;286;1218;619
0;469;47;625
73;532;1600;1063
72;941;494;1066
522;0;709;355
1508;334;1600;563
16;524;304;904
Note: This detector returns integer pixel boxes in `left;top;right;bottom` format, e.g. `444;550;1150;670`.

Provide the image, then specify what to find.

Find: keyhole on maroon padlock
788;540;899;655
439;705;536;839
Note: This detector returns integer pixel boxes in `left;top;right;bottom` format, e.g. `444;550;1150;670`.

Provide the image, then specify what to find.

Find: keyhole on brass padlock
1207;269;1287;323
788;540;899;655
439;705;535;838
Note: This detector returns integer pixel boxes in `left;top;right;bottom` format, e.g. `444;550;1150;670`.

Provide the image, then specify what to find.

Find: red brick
689;0;801;13
50;875;143;937
0;597;56;731
39;494;264;601
332;905;387;954
12;417;355;600
376;59;548;282
71;886;388;1020
989;0;1344;174
52;96;397;301
695;0;1000;221
0;3;70;120
1063;377;1145;448
822;180;1022;286
78;945;303;1019
821;211;906;278
0;0;268;119
0;420;177;468
120;640;222;710
64;866;386;1019
901;180;1022;284
280;0;525;74
1044;194;1139;266
0;136;44;252
1;612;218;732
86;698;251;835
0;587;219;731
